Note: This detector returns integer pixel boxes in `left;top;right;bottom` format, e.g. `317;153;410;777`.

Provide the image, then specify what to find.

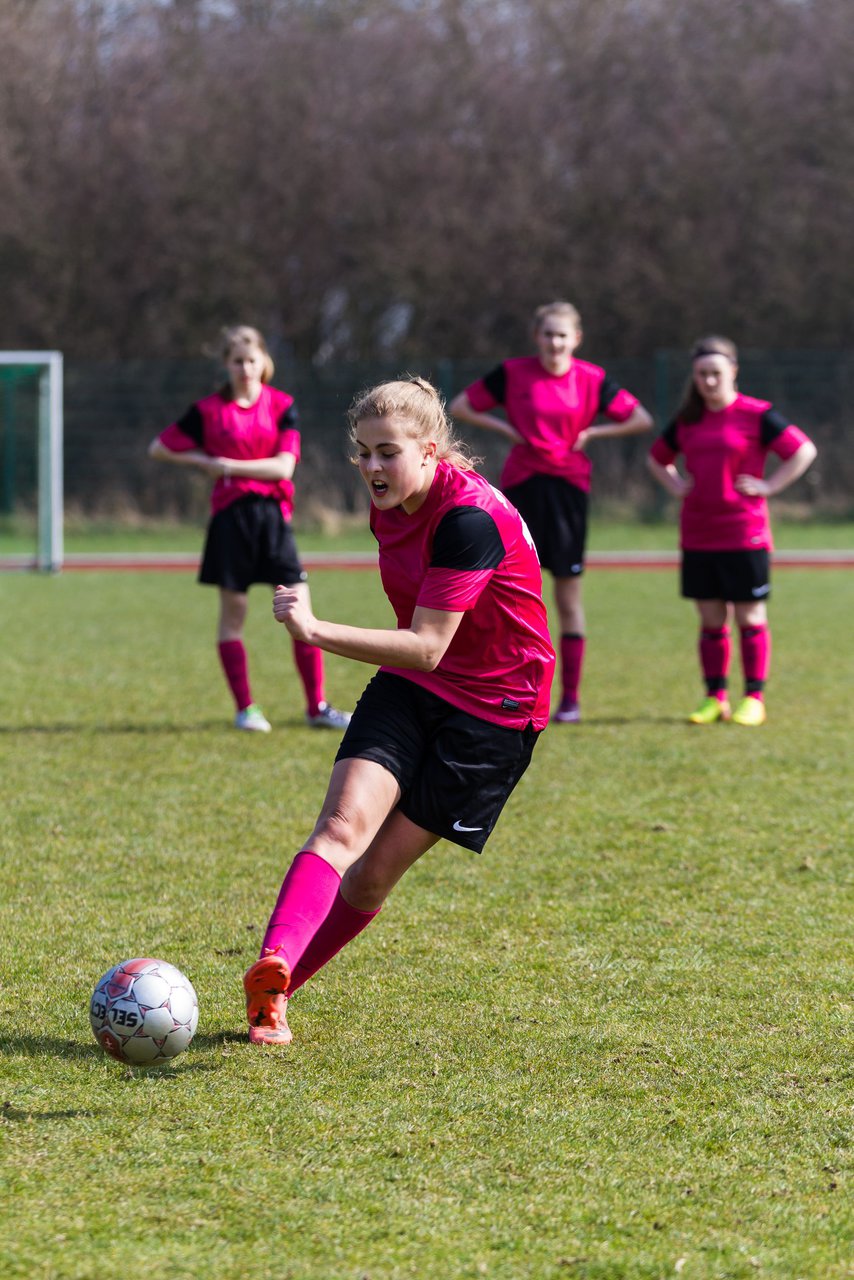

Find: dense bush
1;0;852;364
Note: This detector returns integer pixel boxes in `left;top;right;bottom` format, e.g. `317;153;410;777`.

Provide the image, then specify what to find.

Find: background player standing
647;335;817;725
450;301;652;723
242;377;555;1045
148;324;350;733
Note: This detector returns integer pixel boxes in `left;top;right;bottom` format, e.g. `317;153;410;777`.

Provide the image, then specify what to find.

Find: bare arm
273;587;464;672
449;391;524;446
148;438;295;481
575;404;653;450
220;452;296;482
735;440;818;498
148;438;217;473
647;454;693;498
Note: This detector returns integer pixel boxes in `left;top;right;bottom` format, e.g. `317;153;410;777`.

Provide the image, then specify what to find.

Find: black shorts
503;474;587;577
199;496;307;592
335;672;540;853
681;549;771;603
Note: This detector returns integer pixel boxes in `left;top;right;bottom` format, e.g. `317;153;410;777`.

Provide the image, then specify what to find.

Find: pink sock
699;626;730;697
288;891;380;996
260;851;342;972
218;639;252;711
560;633;585;703
740;624;770;698
292;639;325;717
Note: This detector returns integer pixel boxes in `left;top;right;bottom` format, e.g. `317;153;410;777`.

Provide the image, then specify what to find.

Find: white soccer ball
90;957;199;1066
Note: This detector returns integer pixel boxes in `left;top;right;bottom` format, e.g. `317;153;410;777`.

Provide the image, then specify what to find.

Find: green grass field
1;513;853;556
1;563;851;1279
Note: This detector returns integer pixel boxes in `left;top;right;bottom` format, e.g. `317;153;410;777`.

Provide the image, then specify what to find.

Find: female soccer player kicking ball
243;377;555;1044
450;301;652;724
647;335;817;726
149;325;349;733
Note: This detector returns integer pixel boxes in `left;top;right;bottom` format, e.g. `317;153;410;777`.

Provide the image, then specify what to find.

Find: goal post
0;351;63;571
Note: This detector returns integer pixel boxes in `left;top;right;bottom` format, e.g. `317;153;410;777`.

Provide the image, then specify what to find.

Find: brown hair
532;300;582;333
348;376;478;470
675;334;739;424
213;325;275;383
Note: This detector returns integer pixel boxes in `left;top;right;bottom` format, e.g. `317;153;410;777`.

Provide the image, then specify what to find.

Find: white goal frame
0;351;63;571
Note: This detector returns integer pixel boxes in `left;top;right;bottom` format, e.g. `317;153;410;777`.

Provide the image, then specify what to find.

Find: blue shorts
335;672;540;853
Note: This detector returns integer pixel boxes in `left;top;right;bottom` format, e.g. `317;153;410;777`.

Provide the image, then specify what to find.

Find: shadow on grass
0;1036;104;1061
0;721;229;735
0;718;315;735
554;715;687;727
1;1101;98;1123
1;1029;247;1070
189;1030;246;1050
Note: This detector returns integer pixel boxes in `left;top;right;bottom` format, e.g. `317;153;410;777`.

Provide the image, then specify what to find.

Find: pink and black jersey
370;460;555;730
464;356;639;493
649;394;811;551
157;384;301;519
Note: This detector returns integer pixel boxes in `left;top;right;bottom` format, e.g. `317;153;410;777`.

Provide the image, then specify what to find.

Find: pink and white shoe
248;1006;292;1045
552;698;581;724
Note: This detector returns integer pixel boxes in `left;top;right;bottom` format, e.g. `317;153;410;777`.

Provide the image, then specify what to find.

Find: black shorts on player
681;549;771;603
502;474;588;577
335;672;539;854
199;495;307;592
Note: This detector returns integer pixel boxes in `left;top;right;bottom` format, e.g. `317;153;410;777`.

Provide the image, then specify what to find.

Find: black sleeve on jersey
278;403;299;430
598;374;624;414
480;364;507;404
660;419;680;452
430;506;506;572
174;404;204;446
760;407;790;446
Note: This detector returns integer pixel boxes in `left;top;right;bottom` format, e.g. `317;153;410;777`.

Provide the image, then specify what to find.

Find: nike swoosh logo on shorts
453;820;484;832
752;585;770;597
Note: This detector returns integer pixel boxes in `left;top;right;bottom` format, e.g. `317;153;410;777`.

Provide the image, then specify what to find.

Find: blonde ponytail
348;376;479;470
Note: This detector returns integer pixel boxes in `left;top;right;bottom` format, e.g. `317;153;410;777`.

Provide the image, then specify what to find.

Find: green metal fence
2;351;849;527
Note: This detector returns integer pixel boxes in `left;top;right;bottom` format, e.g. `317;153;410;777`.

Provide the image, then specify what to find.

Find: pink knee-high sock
560;633;585;703
260;851;342;972
218;639;252;711
740;624;770;698
292;639;325;717
699;626;731;696
288;891;380;996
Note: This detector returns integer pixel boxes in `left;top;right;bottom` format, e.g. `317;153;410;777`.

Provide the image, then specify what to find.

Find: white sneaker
235;704;272;732
305;702;351;730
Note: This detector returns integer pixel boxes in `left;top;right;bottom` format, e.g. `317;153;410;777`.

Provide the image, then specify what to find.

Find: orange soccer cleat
244;952;292;1045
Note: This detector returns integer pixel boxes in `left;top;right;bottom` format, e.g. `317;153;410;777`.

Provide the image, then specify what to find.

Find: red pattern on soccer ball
90;957;199;1066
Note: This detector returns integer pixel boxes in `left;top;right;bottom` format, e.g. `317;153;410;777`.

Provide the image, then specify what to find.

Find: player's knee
736;603;767;628
309;806;367;864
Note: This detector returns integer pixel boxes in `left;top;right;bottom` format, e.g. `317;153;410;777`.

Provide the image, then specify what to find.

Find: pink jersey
370;460;555;730
649;394;811;551
157;384;301;518
464;356;639;493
